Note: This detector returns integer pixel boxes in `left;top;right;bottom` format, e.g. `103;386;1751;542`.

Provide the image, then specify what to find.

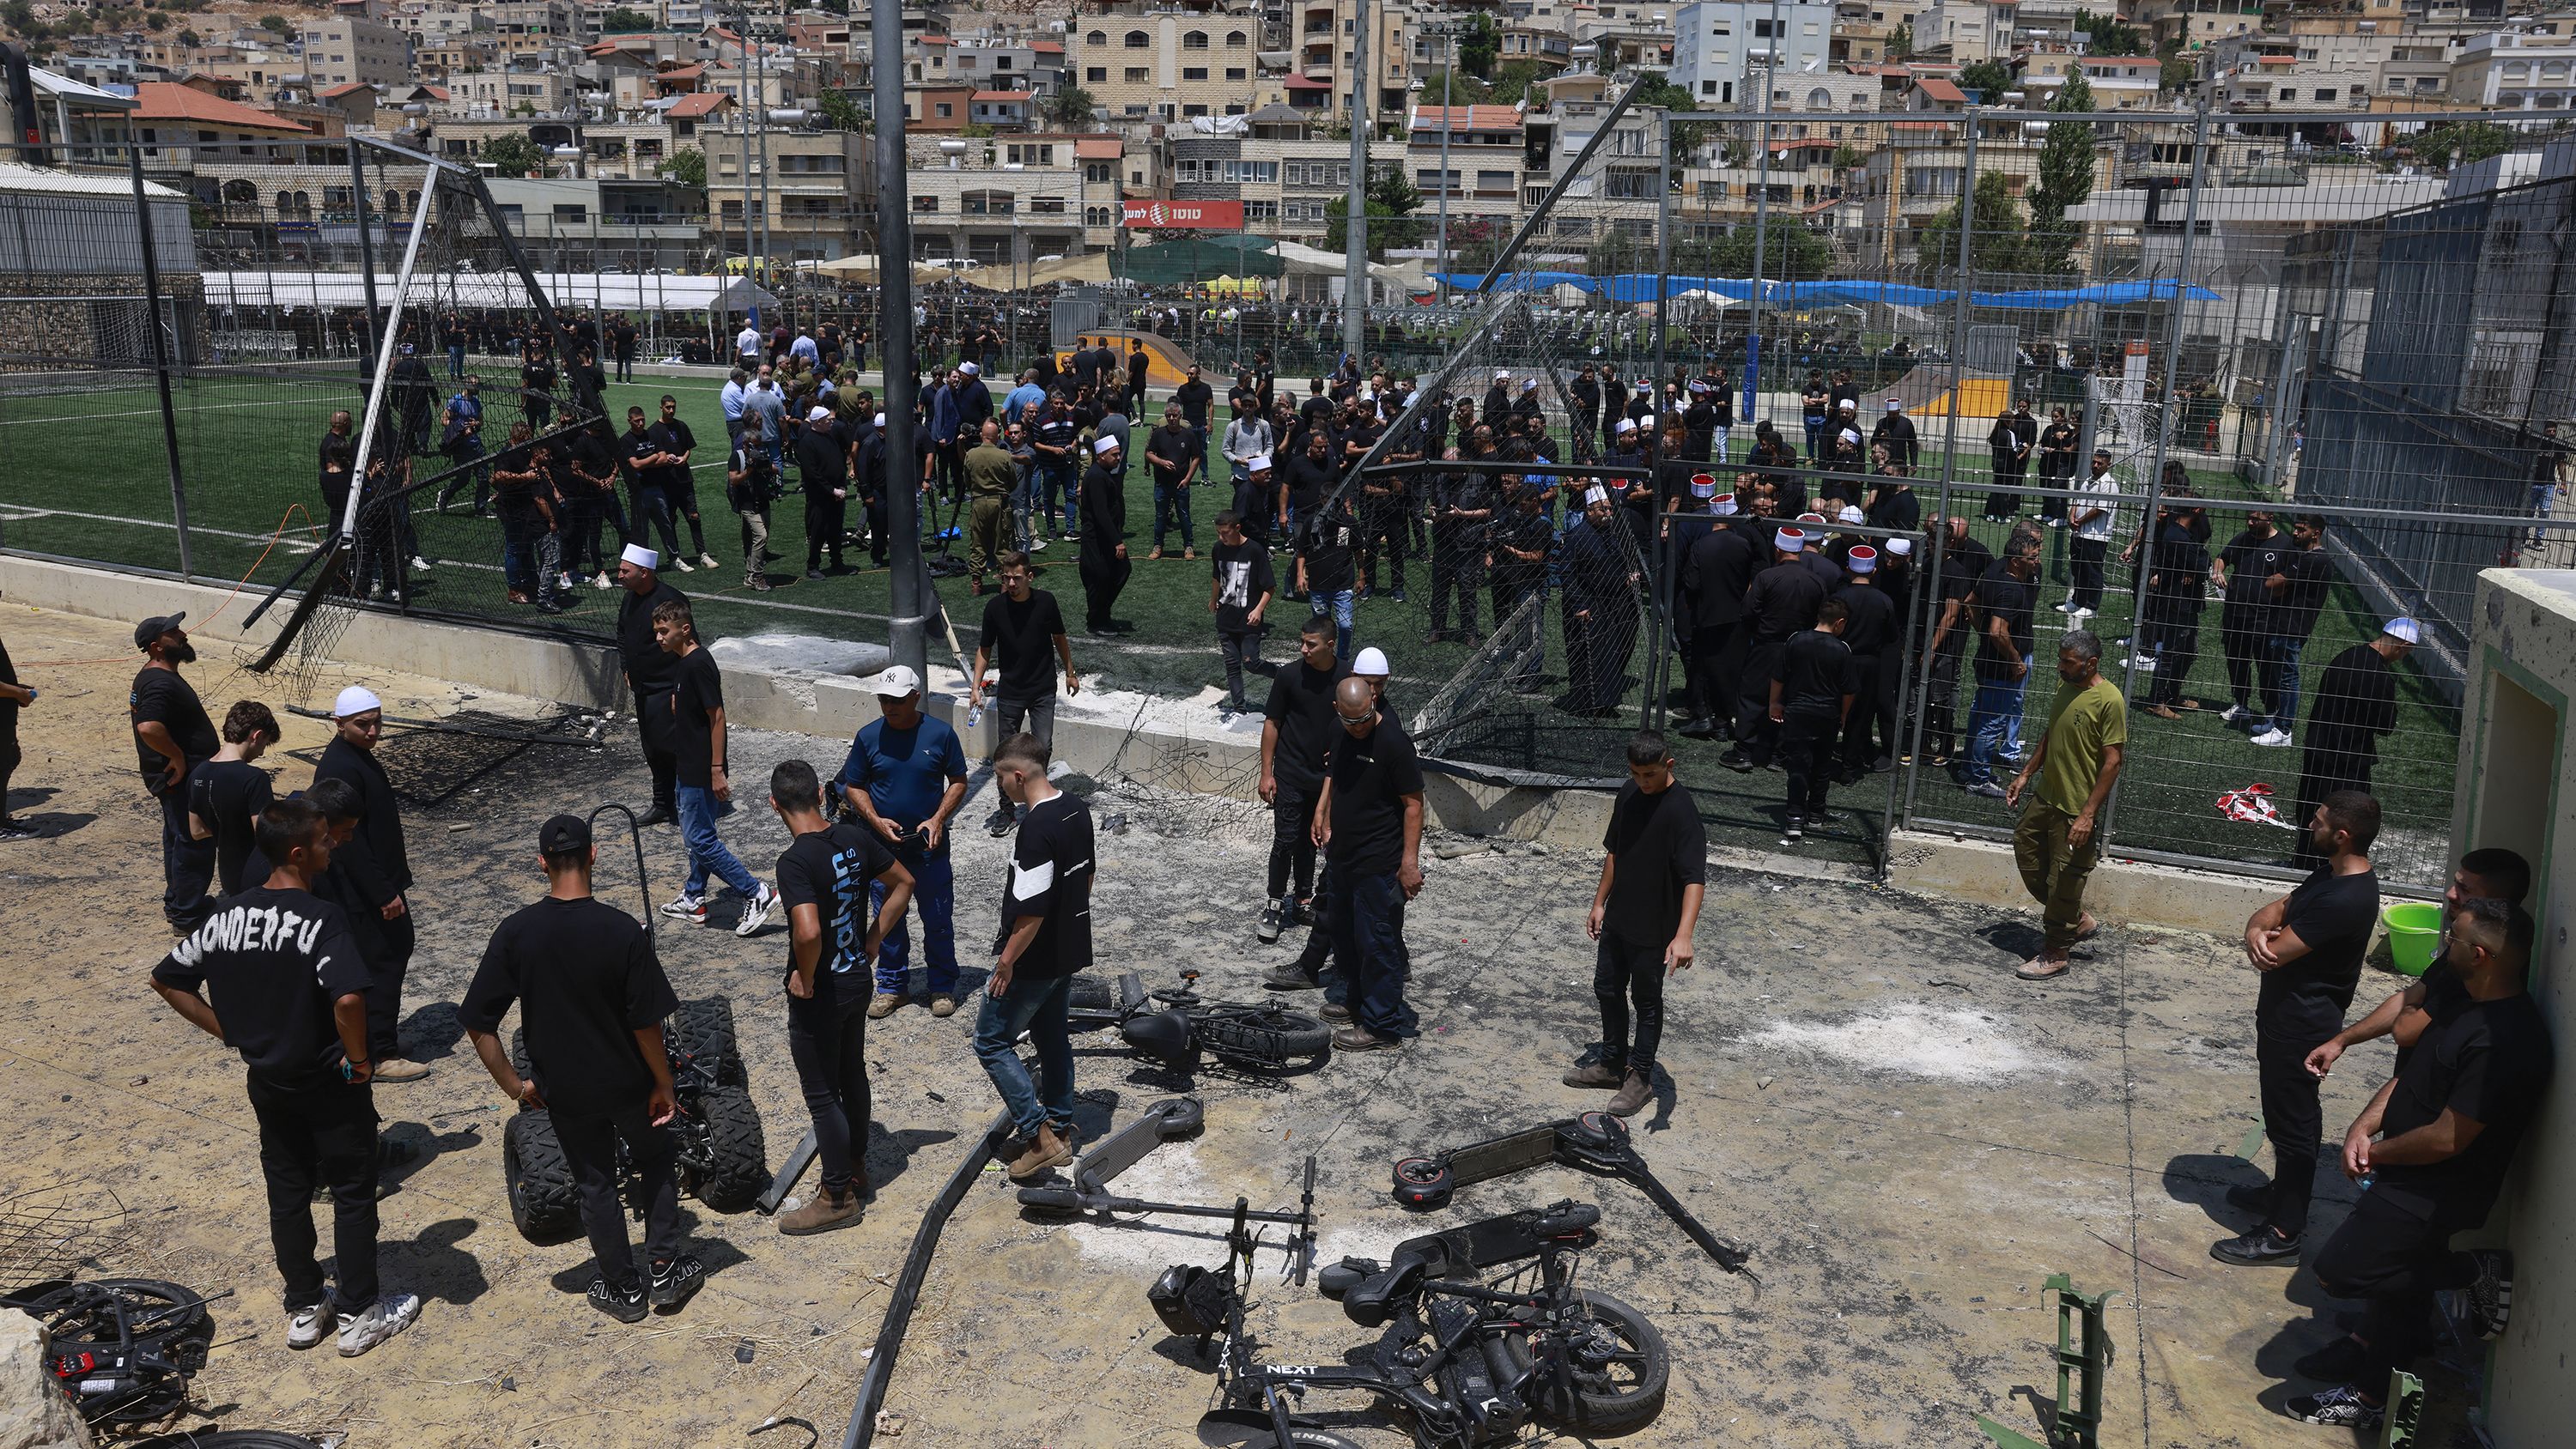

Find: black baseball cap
539;814;592;853
133;611;186;650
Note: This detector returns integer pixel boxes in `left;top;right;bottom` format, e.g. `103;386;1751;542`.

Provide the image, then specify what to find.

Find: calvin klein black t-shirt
153;887;371;1088
1601;780;1707;946
458;896;677;1117
775;823;898;1005
980;590;1066;701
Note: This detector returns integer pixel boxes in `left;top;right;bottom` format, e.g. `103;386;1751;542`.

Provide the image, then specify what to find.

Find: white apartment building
297;15;411;88
1670;0;1835;106
1070;9;1266;122
1913;0;2021;65
2451;28;2576;111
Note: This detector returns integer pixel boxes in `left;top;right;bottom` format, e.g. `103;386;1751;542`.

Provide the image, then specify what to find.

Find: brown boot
1006;1126;1073;1182
778;1185;863;1236
1605;1070;1652;1118
1562;1060;1624;1089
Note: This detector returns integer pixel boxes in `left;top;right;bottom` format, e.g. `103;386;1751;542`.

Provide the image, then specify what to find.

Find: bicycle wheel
1194;1004;1333;1067
17;1278;213;1355
1509;1289;1668;1434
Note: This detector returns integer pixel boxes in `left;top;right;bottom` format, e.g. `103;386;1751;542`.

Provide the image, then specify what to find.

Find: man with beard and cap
1078;436;1133;634
1482;369;1512;428
617;545;689;826
1871;397;1919;472
1679;488;1756;739
1833;544;1899;776
2293;621;2416;870
1560;485;1638;717
314;684;433;1082
131;612;219;931
1681;379;1716;462
1722;526;1827;773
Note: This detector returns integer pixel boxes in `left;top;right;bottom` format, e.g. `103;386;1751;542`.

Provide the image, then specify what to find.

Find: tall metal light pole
1344;0;1369;364
873;0;927;684
737;7;756;327
1740;0;1783;423
1435;27;1451;295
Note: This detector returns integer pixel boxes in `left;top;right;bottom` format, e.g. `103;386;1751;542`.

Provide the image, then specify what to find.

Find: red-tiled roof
920;35;951;44
316;81;371;98
1411;104;1523;130
131;81;308;134
1075;136;1121;158
667;92;731;117
656;63;704;79
1917;77;1965;101
1282;74;1333;89
1029;40;1063;52
972;89;1030;102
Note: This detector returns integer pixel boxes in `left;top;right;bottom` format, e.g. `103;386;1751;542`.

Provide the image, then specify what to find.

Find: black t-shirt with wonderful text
1601;780;1707;945
980;589;1067;701
187;759;275;896
997;791;1094;979
2258;866;2380;1041
2372;991;2555;1227
1213;539;1274;634
1262;659;1342;795
131;665;217;793
669;646;725;789
1322;718;1425;874
775;823;899;1005
458;896;676;1117
152;887;372;1089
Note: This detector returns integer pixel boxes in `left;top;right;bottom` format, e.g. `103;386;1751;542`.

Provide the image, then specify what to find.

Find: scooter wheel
1390;1156;1452;1207
1568;1111;1631;1151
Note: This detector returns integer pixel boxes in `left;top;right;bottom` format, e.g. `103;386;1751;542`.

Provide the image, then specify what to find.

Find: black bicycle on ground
1066;969;1334;1073
2;1276;217;1428
1154;1200;1669;1449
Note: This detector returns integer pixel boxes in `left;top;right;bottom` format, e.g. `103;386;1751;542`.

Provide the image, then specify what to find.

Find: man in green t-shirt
2003;628;2125;980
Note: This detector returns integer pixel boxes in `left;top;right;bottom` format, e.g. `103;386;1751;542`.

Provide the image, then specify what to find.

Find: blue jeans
1309;587;1355;659
1154;481;1194;548
971;972;1075;1138
1326;870;1416;1038
872;847;956;994
2263;636;2305;734
447;344;465;379
1959;675;2027;786
1041;461;1077;536
675;785;759;900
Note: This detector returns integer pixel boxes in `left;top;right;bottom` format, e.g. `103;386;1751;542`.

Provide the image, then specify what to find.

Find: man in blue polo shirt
835;666;969;1020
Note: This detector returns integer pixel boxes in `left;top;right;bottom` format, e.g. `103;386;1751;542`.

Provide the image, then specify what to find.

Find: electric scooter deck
1391;1111;1753;1276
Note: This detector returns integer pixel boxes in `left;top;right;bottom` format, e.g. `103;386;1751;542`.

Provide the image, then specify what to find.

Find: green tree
257;11;286;33
1595;38;1619;76
1916;170;2031;281
1484;59;1545;106
2025;73;2095;276
144;9;166;28
1042;84;1096;128
1886;21;1911;58
816;86;864;131
1697;223;1834;282
659;146;706;188
1325;165;1426;255
2075;12;2148;57
1458;13;1498;77
479;130;547;178
176;25;197;45
2159;49;2197;93
1832;142;1868;173
601;6;653;30
1631;71;1717;161
1958;59;2012;100
2411;120;2517;173
1418;68;1492;107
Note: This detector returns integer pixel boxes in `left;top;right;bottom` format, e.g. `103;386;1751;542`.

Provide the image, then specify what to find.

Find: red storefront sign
1122;200;1244;230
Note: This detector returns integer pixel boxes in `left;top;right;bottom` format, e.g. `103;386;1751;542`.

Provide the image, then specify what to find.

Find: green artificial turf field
0;363;2464;888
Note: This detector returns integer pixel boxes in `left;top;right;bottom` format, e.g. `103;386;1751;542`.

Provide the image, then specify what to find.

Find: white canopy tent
198;270;780;315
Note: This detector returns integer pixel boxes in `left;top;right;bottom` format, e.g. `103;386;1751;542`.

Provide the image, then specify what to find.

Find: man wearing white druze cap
616;543;688;826
314;683;430;1082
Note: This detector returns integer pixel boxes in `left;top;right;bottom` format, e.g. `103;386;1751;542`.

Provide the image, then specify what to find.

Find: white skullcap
1798;512;1828;524
808;405;833;421
1688;379;1710;394
1775;528;1806;553
1522;377;1539;391
2384;616;2422;644
1615;418;1637;433
874;412;887;427
333;685;383;718
1585;485;1609;506
1494;368;1511;380
1838;505;1865;524
1247;454;1273;471
1094;435;1121;454
1352;646;1389;676
959;361;981;375
1840;427;1863;446
1886;398;1903;410
1712;492;1739;516
621;543;659;570
1847;545;1878;574
1886;537;1914;556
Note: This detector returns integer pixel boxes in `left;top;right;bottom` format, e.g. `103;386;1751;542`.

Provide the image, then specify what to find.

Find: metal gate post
131;145;194;582
1899;120;1981;830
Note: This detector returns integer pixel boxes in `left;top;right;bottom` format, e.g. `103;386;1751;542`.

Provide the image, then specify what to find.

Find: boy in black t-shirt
1771;598;1860;843
1257;617;1340;949
769;761;913;1235
1315;676;1425;1051
1209;510;1275;715
969;555;1078;834
970;734;1094;1180
2289;897;2552;1431
1569;732;1705;1116
149;798;423;1357
654;597;777;932
460;815;701;1323
187;700;280;896
2215;791;2382;1268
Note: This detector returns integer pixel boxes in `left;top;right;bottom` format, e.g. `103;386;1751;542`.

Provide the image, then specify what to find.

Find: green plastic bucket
2384;901;2445;977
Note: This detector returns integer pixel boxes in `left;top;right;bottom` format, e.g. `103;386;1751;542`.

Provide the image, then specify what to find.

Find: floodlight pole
1436;33;1451;296
1345;0;1369;365
875;0;927;686
132;145;193;582
349;142;382;382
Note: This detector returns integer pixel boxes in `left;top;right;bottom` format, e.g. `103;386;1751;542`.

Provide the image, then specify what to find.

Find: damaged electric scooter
1015;1096;1321;1287
1391;1110;1754;1276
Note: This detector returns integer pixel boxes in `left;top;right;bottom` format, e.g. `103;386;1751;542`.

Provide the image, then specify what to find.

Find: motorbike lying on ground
1;1277;221;1428
1152;1200;1670;1449
1067;969;1334;1073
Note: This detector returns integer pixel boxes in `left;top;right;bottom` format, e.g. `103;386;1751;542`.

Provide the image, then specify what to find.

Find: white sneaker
1030;537;1048;551
736;881;778;937
2070;607;2096;620
672;556;696;573
2251;728;2293;748
287;1304;328;1350
592;572;613;590
409;555;434;573
697;553;720;570
335;1291;421;1358
2054;600;2074;614
660;892;708;924
2217;705;2248;725
2118;655;2156;671
558;573;576;593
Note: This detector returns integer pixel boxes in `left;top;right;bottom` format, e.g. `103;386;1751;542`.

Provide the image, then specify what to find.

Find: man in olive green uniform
963;420;1018;595
2002;627;2126;981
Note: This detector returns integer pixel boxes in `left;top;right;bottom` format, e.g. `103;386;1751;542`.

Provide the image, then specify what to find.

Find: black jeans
635;689;678;814
2069;536;2106;611
1778;706;1839;818
551;1102;683;1288
248;1074;380;1313
1269;790;1318;902
1683;620;1741;728
1219;628;1261;708
0;735;19;819
1733;640;1789;762
1326;869;1415;1038
805;491;846;572
157;779;215;927
2221;611;2264;710
2309;1190;2478;1391
787;991;872;1194
1593;931;1667;1076
364;909;416;1062
2256;1029;2329;1237
1427;528;1481;636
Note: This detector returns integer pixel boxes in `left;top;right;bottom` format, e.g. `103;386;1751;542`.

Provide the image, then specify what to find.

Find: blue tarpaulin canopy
1436;273;2223;309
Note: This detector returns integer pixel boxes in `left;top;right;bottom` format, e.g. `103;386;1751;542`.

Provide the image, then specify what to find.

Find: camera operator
728;413;781;593
833;667;969;1020
460;815;703;1323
